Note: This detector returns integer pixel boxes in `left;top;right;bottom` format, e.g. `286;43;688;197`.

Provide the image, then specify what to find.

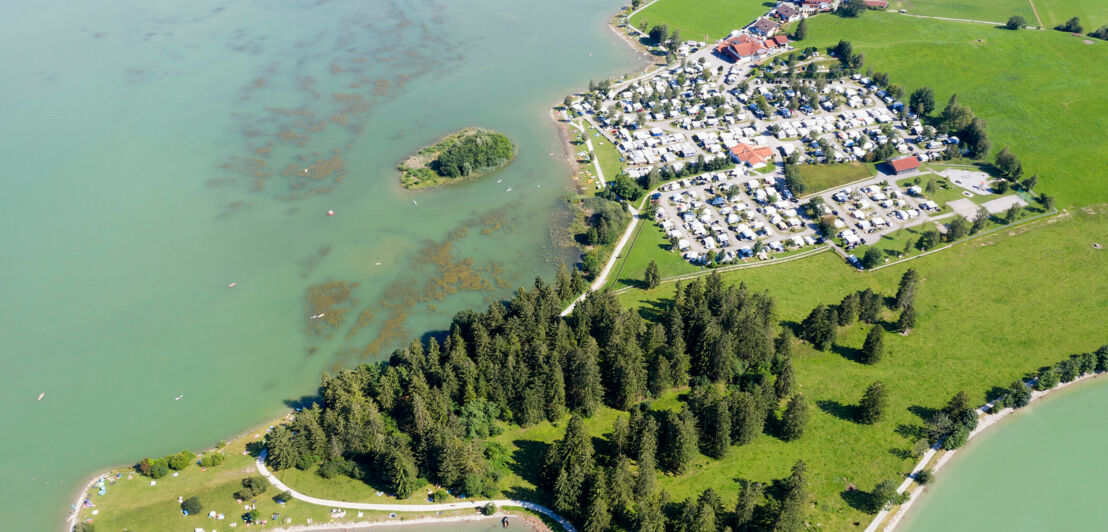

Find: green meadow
1034;0;1108;29
889;0;1033;24
615;207;1108;529
803;12;1108;207
798;162;876;194
630;0;770;42
607;221;700;291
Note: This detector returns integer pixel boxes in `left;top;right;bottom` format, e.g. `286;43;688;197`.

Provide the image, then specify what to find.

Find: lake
0;0;642;529
901;377;1108;531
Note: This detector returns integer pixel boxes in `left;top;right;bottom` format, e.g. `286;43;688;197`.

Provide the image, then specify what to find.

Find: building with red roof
887;156;921;174
764;35;790;50
714;35;767;62
730;143;776;168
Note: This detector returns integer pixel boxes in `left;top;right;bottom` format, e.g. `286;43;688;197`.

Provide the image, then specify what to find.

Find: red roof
730;143;775;165
764;35;789;48
888;156;921;172
864;0;888;7
715;35;766;60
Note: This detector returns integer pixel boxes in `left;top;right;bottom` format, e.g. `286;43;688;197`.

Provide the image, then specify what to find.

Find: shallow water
0;0;640;529
901;378;1108;531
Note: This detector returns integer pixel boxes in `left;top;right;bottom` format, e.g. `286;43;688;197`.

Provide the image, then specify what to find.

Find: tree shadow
245;441;266;458
888;447;915;460
635;296;674;322
985;385;1010;403
895;423;925;441
831;343;864;364
283;394;320;410
908;405;938;422
509;439;550;489
817;399;857;423
617;277;650;291
841;488;877;514
780;320;802;338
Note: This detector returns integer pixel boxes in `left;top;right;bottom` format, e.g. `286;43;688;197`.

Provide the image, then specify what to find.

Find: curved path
256;451;576;531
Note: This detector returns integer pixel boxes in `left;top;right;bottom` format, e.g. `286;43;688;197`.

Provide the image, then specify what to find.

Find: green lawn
804;12;1108;207
608;220;700;291
629;0;771;41
616;207;1108;529
583;121;625;183
1034;0;1108;29
799;162;875;194
888;0;1034;23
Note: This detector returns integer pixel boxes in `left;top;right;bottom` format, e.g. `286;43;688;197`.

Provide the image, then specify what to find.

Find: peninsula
398;127;516;190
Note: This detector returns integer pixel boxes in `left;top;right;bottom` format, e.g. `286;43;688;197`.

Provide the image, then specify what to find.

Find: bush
74;523;96;532
166;450;195;471
242;509;260;523
199;453;225;467
1054;17;1082;33
915;469;933;485
1005;15;1026;30
274;490;293;504
482;502;498;516
1035;367;1059;391
431;488;448;502
137;457;170;479
181;496;203;515
234;476;269;501
861;247;883;269
941;425;969;450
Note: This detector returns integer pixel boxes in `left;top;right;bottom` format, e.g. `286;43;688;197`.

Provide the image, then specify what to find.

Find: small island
398;127;516;189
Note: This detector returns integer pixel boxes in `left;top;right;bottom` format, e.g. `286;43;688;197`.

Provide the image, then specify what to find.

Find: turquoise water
0;0;641;529
902;378;1108;531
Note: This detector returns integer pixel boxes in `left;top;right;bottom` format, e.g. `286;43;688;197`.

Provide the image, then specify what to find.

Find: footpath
255;451;576;532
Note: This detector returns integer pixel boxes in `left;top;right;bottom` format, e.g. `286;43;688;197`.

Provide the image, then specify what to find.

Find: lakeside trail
267;514;547;532
866;370;1107;532
255;450;576;532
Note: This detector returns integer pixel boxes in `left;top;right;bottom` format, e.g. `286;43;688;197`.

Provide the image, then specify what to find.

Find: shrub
915;469;933;485
199;453;225;467
1005;15;1026;30
1035;367;1059;391
166;450;195;471
861;247;883;269
274;490;293;504
181;496;203;515
430;488;448;502
941;425;969;450
242;509;260;523
234;476;268;501
482;502;498;516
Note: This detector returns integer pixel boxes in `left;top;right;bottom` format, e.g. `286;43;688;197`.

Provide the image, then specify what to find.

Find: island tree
857;381;888;424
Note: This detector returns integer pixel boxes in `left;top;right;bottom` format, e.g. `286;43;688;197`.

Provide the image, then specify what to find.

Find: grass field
803;12;1108;208
889;0;1034;24
798;162;876;194
608;220;701;290
1034;0;1108;29
615;207;1108;529
629;0;771;42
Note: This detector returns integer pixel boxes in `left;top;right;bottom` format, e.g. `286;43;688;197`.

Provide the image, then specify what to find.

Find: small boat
496;179;503;183
505;187;512;192
303;168;309;174
412;200;418;205
228;282;237;288
374;262;382;266
327;210;335;216
37;392;44;401
310;313;326;320
175;394;183;401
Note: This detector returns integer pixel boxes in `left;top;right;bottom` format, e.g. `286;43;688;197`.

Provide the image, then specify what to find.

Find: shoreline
265;512;546;532
874;370;1107;532
63;412;294;532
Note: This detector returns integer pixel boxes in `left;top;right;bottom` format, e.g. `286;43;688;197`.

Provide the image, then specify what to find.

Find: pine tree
793;18;808;40
838;292;858;325
636;493;666;532
583;472;612;532
545;415;595;517
894;268;919;310
634;418;658;500
733;480;763;531
568;339;604;416
774;460;808;531
800;304;836;350
644;260;661;289
661;408;698;474
545;361;566;422
610;416;630;458
896;304;916;333
857;381;888;424
779;394;808;441
705;398;732;459
731;391;763;445
384;444;418;499
858;288;882;323
570;267;586;294
555;261;574;301
860;325;884;365
775;358;795;400
609;456;635;521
